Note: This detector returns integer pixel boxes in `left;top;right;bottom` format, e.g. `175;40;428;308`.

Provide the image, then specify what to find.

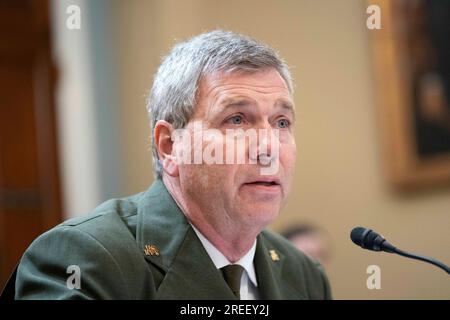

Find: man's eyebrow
276;99;295;113
218;97;256;109
209;98;256;116
213;97;295;119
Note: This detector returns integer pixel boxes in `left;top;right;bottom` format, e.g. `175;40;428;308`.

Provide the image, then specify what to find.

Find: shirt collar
190;224;258;287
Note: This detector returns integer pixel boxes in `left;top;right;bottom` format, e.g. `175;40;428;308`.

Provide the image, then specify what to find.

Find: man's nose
249;123;279;166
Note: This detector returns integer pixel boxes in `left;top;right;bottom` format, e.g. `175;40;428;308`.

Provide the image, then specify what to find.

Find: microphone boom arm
393;248;450;275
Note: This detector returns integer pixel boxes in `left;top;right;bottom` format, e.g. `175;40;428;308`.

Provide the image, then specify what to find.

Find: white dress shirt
191;224;259;300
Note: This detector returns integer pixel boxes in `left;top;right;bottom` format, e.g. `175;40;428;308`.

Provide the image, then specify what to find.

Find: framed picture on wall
371;0;450;190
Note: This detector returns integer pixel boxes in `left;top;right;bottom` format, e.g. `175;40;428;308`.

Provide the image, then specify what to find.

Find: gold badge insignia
269;250;280;261
144;244;160;256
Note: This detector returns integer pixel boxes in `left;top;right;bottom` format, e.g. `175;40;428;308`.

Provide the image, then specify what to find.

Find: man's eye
228;115;243;125
276;118;290;128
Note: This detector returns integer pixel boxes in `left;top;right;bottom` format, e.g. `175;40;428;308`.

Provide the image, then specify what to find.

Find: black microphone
350;227;450;275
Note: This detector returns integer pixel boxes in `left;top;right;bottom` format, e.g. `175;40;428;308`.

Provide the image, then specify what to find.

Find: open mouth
246;181;279;186
244;176;281;188
242;178;281;196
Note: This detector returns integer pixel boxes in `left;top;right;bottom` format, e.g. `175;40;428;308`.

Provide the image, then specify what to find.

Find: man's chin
239;205;280;227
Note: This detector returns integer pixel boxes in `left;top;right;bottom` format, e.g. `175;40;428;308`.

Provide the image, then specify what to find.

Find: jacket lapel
156;227;236;299
136;179;234;299
255;233;308;300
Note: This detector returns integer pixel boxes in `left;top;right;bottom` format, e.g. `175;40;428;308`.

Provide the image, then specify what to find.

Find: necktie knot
221;264;244;299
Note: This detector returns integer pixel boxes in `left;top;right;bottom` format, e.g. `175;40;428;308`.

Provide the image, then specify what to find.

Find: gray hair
147;30;293;178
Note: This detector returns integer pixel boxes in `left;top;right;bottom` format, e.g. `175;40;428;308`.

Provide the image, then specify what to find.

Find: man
3;30;331;299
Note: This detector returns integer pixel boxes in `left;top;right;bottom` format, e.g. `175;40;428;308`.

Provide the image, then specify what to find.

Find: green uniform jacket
8;179;332;299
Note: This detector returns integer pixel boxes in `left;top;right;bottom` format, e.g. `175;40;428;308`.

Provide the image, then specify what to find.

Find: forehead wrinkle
209;85;291;110
197;73;293;121
206;83;289;98
199;68;291;101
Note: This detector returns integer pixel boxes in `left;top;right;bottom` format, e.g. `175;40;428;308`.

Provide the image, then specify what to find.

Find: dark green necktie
221;264;244;299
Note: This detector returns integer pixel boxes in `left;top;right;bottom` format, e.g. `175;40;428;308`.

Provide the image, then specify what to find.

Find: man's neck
162;176;261;262
187;214;259;262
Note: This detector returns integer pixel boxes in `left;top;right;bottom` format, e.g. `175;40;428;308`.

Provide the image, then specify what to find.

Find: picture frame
371;0;450;190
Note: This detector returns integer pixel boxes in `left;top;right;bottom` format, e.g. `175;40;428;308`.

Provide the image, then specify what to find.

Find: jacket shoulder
15;191;154;299
60;191;145;235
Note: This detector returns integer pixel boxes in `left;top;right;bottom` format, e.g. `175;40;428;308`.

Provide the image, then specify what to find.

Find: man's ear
154;120;179;177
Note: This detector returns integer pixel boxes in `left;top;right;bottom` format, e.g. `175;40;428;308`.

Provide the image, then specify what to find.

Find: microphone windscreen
350;227;367;246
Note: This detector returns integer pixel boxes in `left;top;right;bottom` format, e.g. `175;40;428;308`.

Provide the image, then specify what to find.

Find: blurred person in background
282;224;332;270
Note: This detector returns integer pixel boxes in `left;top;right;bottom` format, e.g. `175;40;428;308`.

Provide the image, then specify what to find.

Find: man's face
175;68;296;230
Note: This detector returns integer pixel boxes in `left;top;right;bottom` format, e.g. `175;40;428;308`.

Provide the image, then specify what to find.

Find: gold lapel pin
269;250;280;261
144;244;160;256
